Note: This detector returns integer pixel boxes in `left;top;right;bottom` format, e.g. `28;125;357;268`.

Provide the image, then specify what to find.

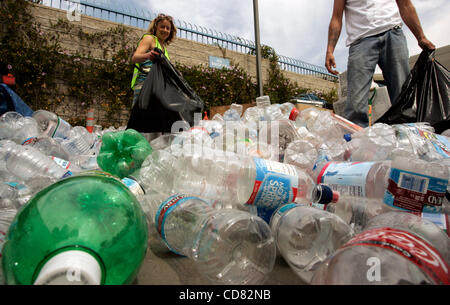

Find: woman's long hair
147;13;177;45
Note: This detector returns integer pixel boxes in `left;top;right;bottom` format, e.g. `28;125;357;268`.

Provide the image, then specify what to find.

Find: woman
130;13;177;108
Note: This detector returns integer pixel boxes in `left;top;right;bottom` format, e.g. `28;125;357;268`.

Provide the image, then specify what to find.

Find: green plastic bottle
1;171;148;285
97;129;152;179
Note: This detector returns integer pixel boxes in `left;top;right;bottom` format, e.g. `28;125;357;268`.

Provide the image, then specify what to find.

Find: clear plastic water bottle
311;211;450;285
242;106;263;124
97;129;152;179
199;119;224;140
212;121;258;155
392;123;450;161
211;113;225;122
0;112;41;145
314;156;448;214
311;184;395;233
58;126;97;160
345;123;397;161
223;108;241;121
32;110;72;139
314;159;392;198
1;171;148;285
258;120;300;162
284;139;318;175
139;192;276;284
278;102;295;118
241;96;270;124
1;181;40;208
0;140;72;181
50;156;83;173
135;145;316;223
269;203;354;283
229;103;243;117
0;183;20;210
264;104;284;121
32;137;70;160
171;127;215;153
0;112;23;140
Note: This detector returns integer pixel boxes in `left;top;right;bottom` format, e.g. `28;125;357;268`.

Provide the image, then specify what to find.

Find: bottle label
269;203;297;230
404;126;450;159
154;194;194;255
341;227;450;285
52;117;71;139
121;177;145;197
317;161;375;196
4;181;27;191
51;156;71;169
61;171;73;179
247;158;299;212
310;202;327;211
21;137;37;145
312;153;330;174
384;168;447;213
420;212;449;237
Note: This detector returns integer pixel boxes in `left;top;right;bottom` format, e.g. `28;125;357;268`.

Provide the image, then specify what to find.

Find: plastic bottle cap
313;185;339;204
289;108;299;121
344;133;352;142
33;250;102;285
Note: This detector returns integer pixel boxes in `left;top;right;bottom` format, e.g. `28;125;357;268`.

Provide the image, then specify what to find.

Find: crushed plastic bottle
311;211;450;285
270;203;354;283
0;112;41;145
0;140;72;182
97;129;152;179
32;110;72;139
134;145;316;223
139;192;276;284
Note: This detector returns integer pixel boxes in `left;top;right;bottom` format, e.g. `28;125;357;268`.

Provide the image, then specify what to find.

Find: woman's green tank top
130;34;170;89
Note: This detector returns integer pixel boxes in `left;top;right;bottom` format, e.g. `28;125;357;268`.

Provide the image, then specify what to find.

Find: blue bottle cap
312;184;337;204
344;133;352;142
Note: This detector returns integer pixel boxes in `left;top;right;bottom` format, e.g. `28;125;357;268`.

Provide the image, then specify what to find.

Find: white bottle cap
33;250;102;285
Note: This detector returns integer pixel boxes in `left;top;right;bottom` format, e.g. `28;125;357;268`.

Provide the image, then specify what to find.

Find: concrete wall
30;3;337;126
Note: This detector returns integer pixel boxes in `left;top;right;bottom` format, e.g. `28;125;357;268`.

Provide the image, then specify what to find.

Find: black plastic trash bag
127;49;204;133
376;49;450;134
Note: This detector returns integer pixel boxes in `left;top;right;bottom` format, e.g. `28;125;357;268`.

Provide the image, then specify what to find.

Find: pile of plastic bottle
0;95;449;285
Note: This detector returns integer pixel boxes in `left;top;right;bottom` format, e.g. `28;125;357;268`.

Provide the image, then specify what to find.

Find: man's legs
378;27;410;106
345;37;381;127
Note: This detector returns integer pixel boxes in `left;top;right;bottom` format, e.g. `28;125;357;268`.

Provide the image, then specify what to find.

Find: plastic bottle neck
33;250;103;285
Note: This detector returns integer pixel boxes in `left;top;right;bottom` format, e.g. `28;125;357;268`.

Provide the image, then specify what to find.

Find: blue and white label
421;212;449;235
51;156;71;169
318;162;375;197
247;158;299;210
121;177;145;197
269;203;298;231
384;168;447;213
154;195;197;256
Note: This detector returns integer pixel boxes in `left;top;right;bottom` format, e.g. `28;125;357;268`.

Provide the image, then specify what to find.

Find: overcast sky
57;0;450;74
122;0;449;74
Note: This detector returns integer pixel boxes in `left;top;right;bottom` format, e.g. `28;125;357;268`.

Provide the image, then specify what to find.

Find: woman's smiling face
156;19;172;42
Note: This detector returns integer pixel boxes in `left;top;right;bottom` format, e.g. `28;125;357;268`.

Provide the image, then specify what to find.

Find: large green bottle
97;129;152;179
1;171;148;285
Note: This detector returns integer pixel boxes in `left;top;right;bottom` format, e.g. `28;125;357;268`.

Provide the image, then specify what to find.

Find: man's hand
418;37;435;51
325;52;339;75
